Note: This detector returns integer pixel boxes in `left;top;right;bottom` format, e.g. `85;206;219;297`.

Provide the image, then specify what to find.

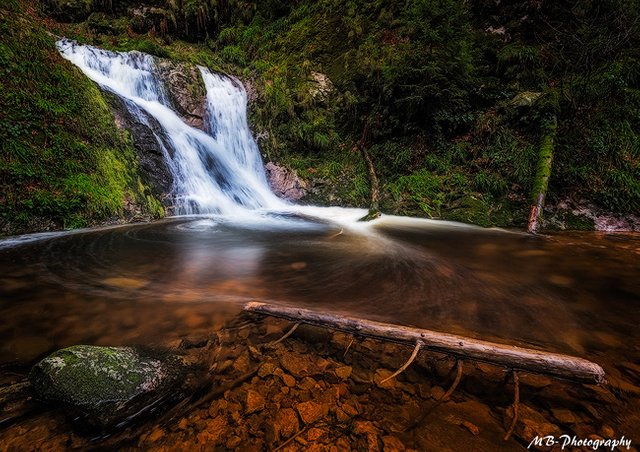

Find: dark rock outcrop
156;60;207;131
106;92;174;204
29;345;187;429
265;162;308;201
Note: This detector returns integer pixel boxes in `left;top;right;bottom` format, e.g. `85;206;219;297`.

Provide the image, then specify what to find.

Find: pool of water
1;215;639;380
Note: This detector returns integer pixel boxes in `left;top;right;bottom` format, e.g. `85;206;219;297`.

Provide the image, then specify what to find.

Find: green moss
0;2;164;235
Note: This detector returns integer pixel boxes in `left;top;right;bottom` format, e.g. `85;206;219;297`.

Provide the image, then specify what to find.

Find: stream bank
1;312;638;451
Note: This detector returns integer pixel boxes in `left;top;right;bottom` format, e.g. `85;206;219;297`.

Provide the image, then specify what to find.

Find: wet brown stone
197;416;227;446
280;353;312;378
281;373;296;388
382;435;406;451
374;369;396;389
299;376;318;391
551;408;579;424
208;398;229;418
431;386;445;400
296;400;328;424
245;389;265;414
335;365;353;380
509;404;561;446
307;427;326;442
274;407;300;438
258;361;277;378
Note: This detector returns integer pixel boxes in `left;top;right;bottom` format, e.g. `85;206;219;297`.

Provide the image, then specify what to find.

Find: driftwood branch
244;302;605;385
380;340;422;384
441;360;463;401
504;371;520;441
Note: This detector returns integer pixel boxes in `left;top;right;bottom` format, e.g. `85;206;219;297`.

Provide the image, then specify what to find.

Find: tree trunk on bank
527;116;557;233
356;119;381;221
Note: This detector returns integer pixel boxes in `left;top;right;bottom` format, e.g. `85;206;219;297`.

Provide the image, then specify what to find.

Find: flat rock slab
29;345;186;429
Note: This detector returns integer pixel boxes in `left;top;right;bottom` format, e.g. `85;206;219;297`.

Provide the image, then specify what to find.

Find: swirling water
0;41;638;441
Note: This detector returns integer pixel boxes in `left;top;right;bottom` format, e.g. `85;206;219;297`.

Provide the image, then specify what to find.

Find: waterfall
56;39;284;216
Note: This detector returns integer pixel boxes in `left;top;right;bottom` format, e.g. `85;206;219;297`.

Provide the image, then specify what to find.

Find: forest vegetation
1;0;639;234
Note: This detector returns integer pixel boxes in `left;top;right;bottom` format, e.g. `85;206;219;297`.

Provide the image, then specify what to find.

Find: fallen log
244;301;606;385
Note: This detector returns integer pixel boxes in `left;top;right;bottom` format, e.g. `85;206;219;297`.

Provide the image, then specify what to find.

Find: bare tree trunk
244;301;606;384
527;116;557;233
355;119;381;221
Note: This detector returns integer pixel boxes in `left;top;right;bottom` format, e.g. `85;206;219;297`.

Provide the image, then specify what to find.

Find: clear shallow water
1;216;638;379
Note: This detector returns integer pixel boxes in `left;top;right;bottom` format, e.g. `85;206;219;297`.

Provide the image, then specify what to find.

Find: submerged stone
29;345;186;429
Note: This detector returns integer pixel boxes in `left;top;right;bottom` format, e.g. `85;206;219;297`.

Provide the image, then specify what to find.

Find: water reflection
0;216;639;378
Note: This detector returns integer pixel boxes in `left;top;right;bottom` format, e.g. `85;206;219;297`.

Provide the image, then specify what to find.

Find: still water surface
1;215;638;378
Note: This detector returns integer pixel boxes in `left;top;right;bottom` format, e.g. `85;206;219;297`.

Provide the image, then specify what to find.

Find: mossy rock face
43;0;95;22
29;345;186;428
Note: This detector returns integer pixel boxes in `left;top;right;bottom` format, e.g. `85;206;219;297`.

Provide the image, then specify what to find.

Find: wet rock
274;407;299;438
374;369;396;389
382;435;406;451
551;408;579;424
519;373;553;389
156;60;207;131
265;162;308;201
307;427;325;442
431;386;445;400
296;400;328;424
258;361;278;378
245;389;265;414
299;376;318;391
335;365;353;380
105;92;173;202
280;354;313;378
197;416;227;446
29;345;186;429
354;420;382;451
508;404;561;447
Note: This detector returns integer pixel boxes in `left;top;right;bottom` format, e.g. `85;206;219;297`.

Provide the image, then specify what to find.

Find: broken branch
244;302;605;384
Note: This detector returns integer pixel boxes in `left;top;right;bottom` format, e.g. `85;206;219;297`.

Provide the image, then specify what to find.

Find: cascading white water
56;39;284;216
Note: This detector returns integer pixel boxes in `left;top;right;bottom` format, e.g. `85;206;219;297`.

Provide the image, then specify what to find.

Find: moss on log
527;116;557;233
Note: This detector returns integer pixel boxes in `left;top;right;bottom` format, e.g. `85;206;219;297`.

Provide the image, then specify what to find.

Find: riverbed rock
265;162;308;200
29;345;186;429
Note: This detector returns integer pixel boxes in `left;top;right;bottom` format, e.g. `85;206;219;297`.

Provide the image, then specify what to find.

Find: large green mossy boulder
29;345;186;428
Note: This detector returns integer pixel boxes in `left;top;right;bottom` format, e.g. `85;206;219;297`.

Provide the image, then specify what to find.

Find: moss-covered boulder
29;345;186;428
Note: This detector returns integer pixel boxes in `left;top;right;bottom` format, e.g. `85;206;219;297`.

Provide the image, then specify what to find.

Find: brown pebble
245;389;266;414
296;401;328;424
374;368;396;389
307;427;325;442
274;408;299;438
335;365;353;380
431;386;445;400
281;373;296;387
